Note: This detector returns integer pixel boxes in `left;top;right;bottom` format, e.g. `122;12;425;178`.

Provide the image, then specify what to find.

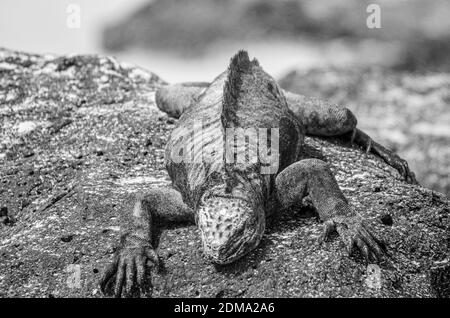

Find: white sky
0;0;402;83
0;0;148;55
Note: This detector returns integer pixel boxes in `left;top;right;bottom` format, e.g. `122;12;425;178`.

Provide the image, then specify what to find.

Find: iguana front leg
100;187;194;298
275;159;385;262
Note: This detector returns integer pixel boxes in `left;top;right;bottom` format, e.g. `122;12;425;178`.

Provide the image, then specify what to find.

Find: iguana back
165;51;303;210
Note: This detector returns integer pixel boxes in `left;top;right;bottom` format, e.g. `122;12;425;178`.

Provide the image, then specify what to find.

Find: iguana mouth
203;218;264;265
206;225;246;264
198;191;265;265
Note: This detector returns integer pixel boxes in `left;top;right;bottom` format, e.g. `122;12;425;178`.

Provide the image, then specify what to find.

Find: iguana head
198;191;265;265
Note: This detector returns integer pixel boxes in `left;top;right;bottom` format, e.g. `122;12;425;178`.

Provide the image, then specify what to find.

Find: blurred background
0;0;449;195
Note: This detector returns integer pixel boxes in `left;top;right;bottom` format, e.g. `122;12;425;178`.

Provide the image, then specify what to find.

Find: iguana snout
198;194;265;265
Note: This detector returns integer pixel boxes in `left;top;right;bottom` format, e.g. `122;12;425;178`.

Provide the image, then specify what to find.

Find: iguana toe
331;215;385;264
100;234;157;298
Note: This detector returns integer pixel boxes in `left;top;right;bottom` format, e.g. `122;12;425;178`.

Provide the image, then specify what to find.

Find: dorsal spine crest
222;50;255;126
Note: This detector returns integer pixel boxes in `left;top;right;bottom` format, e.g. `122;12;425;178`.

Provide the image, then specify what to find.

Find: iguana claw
100;233;158;298
323;216;385;263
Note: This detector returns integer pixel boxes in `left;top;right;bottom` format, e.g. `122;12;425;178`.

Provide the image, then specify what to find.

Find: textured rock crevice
0;48;448;297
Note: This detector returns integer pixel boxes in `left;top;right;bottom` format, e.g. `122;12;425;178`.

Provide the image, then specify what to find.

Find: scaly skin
156;79;417;184
100;50;414;297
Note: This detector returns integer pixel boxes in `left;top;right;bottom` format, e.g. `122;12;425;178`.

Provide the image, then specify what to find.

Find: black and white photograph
0;0;449;305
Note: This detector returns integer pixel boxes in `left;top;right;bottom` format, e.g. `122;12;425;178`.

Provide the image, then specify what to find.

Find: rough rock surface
280;67;450;198
0;48;449;298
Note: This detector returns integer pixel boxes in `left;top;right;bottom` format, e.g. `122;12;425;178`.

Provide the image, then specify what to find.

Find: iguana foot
350;128;418;184
100;233;159;298
323;215;385;263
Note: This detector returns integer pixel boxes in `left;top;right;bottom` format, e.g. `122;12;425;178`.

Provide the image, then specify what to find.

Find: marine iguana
100;50;416;297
